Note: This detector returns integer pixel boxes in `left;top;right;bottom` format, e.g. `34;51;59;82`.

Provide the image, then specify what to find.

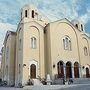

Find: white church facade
1;4;90;86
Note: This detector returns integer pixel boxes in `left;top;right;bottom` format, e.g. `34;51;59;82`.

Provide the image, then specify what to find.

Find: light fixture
23;64;26;67
53;64;55;68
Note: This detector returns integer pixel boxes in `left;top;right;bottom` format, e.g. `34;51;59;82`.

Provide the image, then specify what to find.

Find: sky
0;0;90;51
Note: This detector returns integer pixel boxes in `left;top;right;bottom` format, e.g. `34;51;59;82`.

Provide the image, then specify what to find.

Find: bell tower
21;4;39;20
20;4;49;26
72;20;85;32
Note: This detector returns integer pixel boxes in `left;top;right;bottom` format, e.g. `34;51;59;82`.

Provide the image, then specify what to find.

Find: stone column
63;64;66;80
72;64;74;78
79;65;82;78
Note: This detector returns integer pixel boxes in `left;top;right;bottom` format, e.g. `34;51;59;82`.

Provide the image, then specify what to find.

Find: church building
1;4;90;86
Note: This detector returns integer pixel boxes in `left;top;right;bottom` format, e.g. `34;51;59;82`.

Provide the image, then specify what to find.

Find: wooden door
57;61;64;78
74;62;79;78
66;62;72;78
30;64;36;78
86;68;89;78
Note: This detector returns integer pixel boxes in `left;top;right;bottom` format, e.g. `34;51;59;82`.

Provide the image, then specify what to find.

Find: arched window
84;47;88;56
69;40;71;50
66;37;68;49
81;24;83;31
75;24;78;28
32;10;34;18
31;37;36;49
63;39;65;49
25;10;27;17
63;36;71;50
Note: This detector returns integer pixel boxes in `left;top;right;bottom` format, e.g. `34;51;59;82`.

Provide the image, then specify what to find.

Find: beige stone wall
78;34;90;77
15;21;46;86
45;19;90;79
45;20;79;78
22;22;45;85
15;25;23;86
1;47;5;81
44;24;52;77
10;35;16;85
3;32;16;86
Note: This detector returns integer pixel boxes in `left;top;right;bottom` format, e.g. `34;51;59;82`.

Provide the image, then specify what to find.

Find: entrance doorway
57;61;64;78
74;62;79;78
66;62;72;78
30;64;36;78
86;68;89;78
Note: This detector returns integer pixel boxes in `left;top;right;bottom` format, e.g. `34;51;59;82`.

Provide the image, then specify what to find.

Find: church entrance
66;62;72;78
74;62;79;78
30;64;36;78
86;68;89;78
57;61;64;78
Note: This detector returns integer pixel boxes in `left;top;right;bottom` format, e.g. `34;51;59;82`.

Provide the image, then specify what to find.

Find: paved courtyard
0;87;22;90
0;84;90;90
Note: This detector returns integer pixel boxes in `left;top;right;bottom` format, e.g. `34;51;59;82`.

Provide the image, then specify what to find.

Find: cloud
79;14;90;24
0;22;16;31
78;6;90;24
34;0;79;21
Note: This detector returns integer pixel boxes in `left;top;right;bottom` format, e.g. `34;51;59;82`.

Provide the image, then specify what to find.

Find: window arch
25;10;28;17
31;37;37;49
32;10;34;18
81;24;83;31
84;47;88;56
63;36;71;50
75;24;78;28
